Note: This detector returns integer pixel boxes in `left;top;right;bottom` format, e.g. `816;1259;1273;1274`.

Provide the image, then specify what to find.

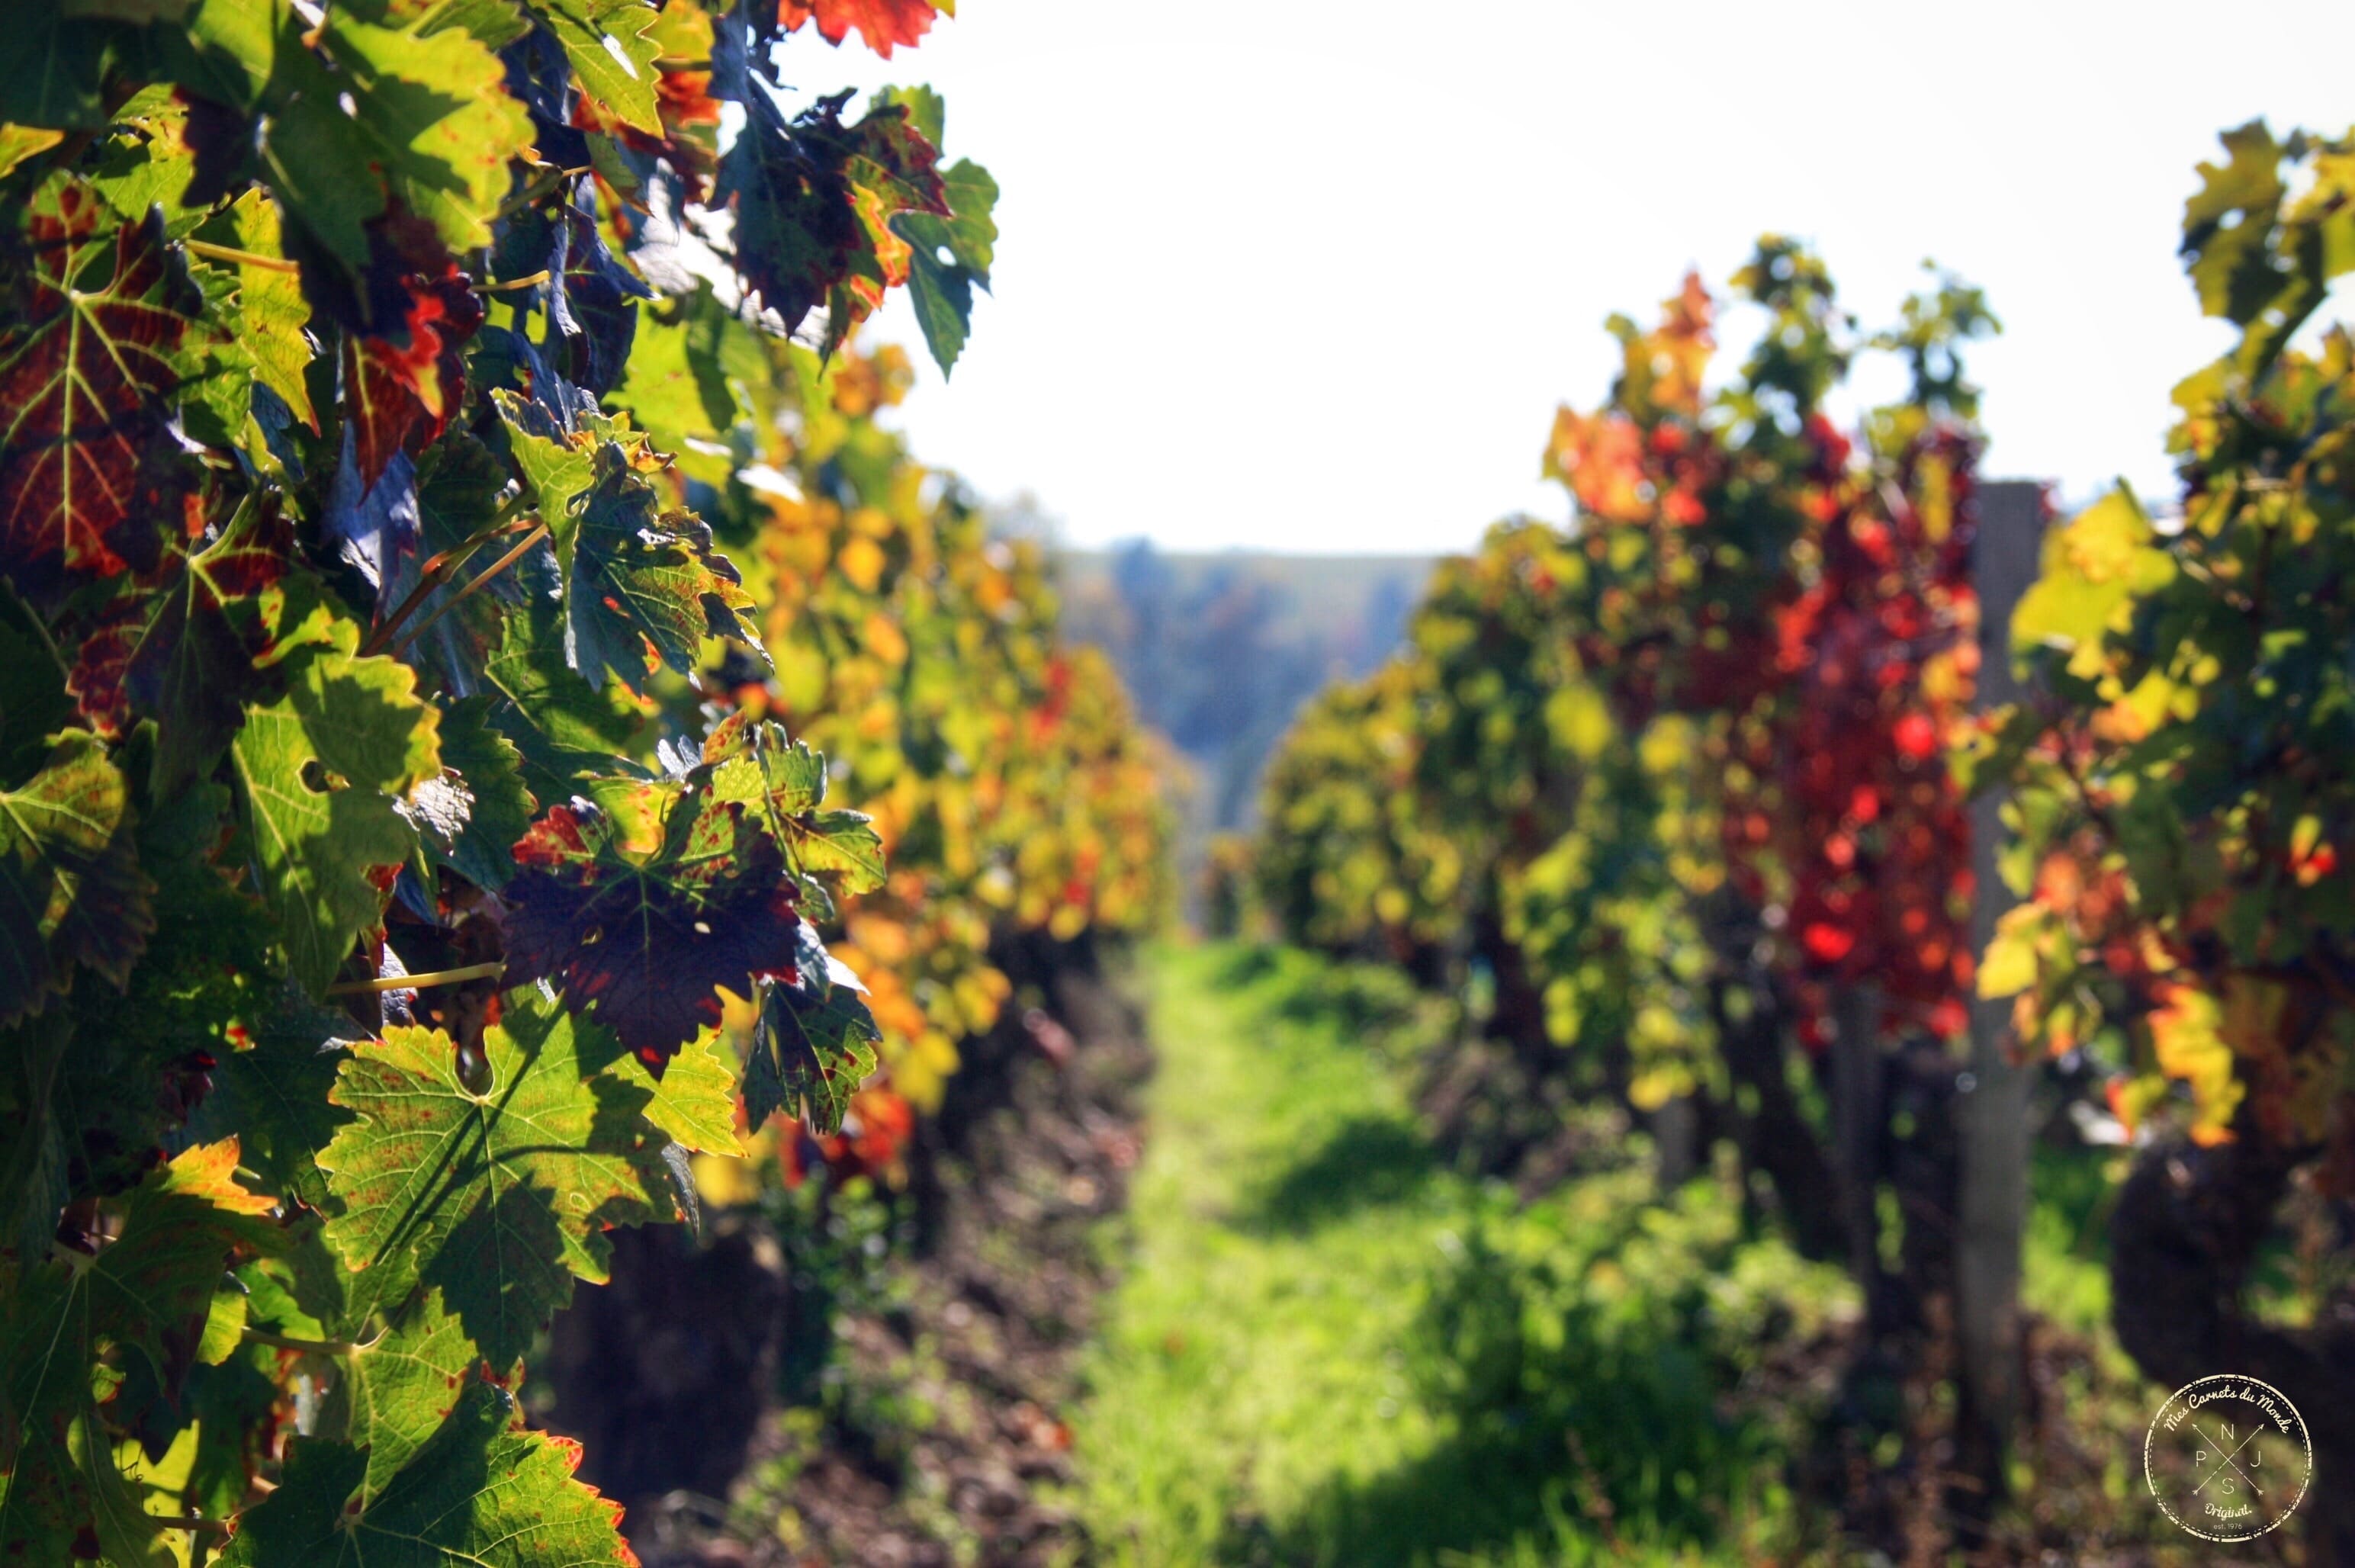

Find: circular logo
2145;1374;2312;1541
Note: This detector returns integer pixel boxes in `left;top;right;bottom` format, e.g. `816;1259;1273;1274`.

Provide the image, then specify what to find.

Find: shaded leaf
217;1380;634;1567
0;731;153;1027
753;943;879;1135
0;1142;278;1563
501;789;805;1062
563;443;761;691
125;498;299;794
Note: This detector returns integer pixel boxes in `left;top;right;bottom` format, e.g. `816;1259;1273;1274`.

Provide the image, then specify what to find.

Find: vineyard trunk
1954;480;2045;1519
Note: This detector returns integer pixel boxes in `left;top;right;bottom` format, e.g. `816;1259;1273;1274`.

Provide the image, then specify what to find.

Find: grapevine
0;2;1142;1561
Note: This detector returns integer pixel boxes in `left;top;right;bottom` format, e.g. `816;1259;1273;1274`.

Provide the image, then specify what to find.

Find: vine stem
139;1514;230;1537
185;239;301;274
494;162;592;223
384;522;552;662
480;268;552;294
326;961;506;995
241;1326;363;1357
360;493;535;657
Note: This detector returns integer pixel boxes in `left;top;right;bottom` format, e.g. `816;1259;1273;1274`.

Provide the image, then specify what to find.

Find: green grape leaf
316;993;682;1364
253;8;537;272
563;444;762;691
494;389;600;521
480;600;648;801
0;731;153;1027
0;1142;279;1564
317;1287;494;1505
600;1027;747;1155
788;809;886;895
0;193;201;579
2010;488;2175;680
217;188;316;431
750;940;880;1135
529;0;664;135
2182;120;2289;326
230;619;442;994
895;156;996;376
702;721;885;894
217;1381;634;1567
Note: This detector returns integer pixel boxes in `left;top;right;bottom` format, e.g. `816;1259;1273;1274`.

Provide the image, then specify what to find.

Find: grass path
1068;943;1463;1564
1065;944;1840;1566
1063;943;2176;1566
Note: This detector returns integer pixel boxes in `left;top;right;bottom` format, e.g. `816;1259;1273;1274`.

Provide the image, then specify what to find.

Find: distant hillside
1056;542;1435;881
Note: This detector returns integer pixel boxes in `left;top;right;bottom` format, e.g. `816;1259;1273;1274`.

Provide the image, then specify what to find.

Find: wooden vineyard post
1954;480;2047;1509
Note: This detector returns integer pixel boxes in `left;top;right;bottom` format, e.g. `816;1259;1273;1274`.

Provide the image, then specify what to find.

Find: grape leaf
419;698;537;891
316;1287;493;1504
0;731;154;1027
597;1027;747;1155
217;1380;634;1567
898;156;997;375
0;193;201;578
230;619;442;994
750;940;880;1135
344;270;484;491
251;8;538;273
0;11;141;131
716;88;946;349
562;443;762;692
316;994;682;1364
0;1142;278;1564
783;0;943;56
702;719;886;894
528;0;664;136
0;581;77;785
126;498;298;795
500;789;807;1062
218;188;316;430
194;988;365;1211
480;602;650;801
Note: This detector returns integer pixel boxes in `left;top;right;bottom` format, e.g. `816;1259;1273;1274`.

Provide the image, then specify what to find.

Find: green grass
1066;943;1849;1566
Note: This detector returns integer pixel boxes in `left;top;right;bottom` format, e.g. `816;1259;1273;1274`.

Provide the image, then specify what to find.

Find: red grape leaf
782;0;943;56
343;270;484;491
501;789;808;1062
0;191;201;578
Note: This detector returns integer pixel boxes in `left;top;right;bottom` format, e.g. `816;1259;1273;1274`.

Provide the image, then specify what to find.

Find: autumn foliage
0;2;1165;1561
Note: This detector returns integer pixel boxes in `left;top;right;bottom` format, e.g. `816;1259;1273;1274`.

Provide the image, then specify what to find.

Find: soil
542;938;1152;1568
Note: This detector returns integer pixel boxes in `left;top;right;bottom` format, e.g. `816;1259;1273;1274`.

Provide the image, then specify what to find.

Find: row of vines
1240;124;2355;1555
0;1;1168;1563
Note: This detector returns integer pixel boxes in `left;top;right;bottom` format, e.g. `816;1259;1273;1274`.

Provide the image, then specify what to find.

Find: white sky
784;1;2355;554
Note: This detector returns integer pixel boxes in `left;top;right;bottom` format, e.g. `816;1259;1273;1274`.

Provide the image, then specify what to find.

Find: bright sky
786;1;2355;554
